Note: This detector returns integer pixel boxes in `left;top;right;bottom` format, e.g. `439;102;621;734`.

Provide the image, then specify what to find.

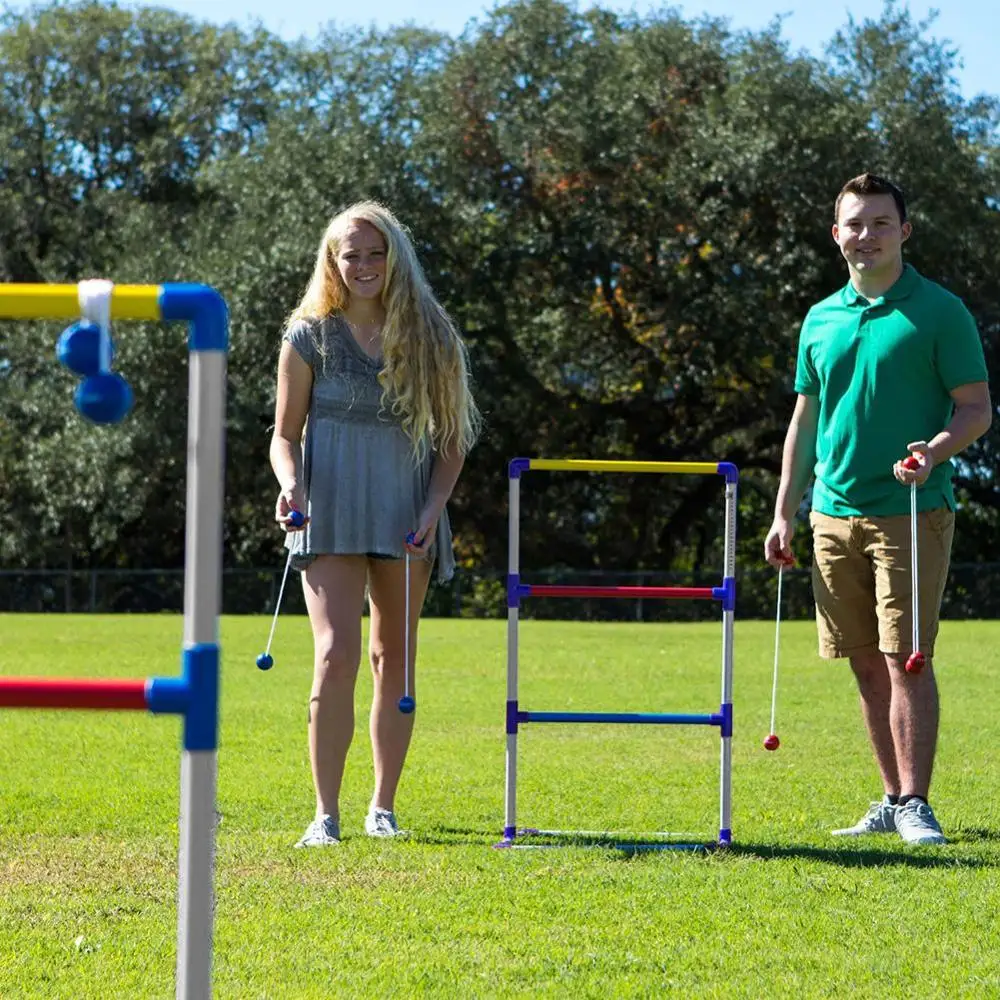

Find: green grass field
1;613;998;998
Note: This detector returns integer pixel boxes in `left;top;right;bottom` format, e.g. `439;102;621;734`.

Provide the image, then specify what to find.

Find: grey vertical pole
719;478;737;845
176;348;226;1000
503;471;521;840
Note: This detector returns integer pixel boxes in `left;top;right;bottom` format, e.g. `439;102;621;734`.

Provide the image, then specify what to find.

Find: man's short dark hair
835;173;907;224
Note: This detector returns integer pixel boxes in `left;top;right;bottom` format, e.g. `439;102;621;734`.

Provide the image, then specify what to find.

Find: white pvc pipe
719;480;737;842
183;352;225;647
177;349;226;999
176;751;216;1000
504;476;521;836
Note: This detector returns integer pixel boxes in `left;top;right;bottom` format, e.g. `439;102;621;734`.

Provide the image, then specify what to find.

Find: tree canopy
1;0;997;612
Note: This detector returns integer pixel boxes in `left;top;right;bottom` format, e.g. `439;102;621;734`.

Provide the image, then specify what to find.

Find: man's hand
893;440;934;486
764;517;797;569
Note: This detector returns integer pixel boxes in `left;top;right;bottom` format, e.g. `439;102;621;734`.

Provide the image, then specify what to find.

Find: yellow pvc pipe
0;284;162;321
528;459;721;475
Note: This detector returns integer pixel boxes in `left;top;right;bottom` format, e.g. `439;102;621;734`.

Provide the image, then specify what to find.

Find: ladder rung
524;585;716;600
519;710;722;726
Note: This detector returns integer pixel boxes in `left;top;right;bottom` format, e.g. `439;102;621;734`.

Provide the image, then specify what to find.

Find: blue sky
120;0;997;99
2;0;994;99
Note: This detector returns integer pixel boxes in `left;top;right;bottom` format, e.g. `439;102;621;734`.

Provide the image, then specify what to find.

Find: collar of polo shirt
843;263;920;307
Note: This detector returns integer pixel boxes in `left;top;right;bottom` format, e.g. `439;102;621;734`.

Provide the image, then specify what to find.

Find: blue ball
256;653;274;671
57;323;112;377
288;510;305;528
398;696;415;714
75;372;133;424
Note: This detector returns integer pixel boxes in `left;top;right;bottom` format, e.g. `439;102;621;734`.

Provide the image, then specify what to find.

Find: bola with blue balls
57;322;113;377
75;372;134;424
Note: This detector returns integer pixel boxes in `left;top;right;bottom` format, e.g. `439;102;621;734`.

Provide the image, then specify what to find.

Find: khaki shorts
809;508;954;659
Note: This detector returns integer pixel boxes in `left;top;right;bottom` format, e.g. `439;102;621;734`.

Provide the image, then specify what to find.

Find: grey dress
283;316;456;583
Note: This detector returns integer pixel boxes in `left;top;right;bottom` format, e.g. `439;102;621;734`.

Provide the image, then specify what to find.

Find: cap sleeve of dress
283;319;319;369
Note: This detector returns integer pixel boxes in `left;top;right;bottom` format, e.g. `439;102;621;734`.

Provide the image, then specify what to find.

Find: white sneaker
895;799;947;845
831;797;897;836
295;814;340;847
365;806;404;838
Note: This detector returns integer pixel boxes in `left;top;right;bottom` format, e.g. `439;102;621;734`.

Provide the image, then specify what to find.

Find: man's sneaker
895;799;947;845
831;797;897;836
295;814;340;847
365;807;404;838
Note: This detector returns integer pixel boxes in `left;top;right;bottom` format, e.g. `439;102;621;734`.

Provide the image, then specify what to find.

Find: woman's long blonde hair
285;201;480;461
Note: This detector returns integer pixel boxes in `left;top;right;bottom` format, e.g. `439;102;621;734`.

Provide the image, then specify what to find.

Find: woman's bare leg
301;555;368;822
365;554;432;814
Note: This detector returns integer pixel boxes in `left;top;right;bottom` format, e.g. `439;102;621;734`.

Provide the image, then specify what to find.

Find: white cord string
404;551;411;700
78;279;114;372
911;481;920;655
770;564;783;736
263;550;293;658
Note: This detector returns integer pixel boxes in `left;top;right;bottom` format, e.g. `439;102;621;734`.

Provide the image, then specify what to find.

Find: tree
1;0;997;612
0;0;290;569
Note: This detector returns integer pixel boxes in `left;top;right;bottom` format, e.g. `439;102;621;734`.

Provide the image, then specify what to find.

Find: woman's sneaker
895;799;947;845
831;796;897;836
365;807;404;838
295;814;340;847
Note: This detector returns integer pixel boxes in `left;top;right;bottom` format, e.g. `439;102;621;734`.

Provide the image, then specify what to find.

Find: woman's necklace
345;317;383;353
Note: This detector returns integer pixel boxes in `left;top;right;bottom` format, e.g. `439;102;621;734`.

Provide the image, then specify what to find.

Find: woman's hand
406;506;439;556
275;486;309;531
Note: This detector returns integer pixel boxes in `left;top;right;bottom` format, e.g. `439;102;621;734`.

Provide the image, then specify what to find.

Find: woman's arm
269;340;313;526
407;448;466;553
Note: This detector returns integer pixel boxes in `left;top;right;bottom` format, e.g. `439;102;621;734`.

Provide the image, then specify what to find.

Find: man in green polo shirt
764;172;992;845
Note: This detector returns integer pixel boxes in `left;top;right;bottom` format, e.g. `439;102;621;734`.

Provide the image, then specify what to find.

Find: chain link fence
1;563;997;620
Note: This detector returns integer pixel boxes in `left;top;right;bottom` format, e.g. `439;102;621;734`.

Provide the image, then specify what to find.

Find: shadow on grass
726;841;997;869
414;827;998;867
419;826;715;853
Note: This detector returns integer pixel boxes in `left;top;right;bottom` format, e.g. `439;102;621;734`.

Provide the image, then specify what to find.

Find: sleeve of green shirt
793;310;819;396
935;297;989;390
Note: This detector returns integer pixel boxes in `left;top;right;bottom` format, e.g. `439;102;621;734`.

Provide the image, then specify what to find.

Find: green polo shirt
795;264;988;516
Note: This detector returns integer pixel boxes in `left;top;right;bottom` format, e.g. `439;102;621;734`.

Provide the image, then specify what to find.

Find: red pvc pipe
527;585;716;600
0;677;147;710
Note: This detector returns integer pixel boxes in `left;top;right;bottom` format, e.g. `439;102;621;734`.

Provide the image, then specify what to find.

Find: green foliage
0;0;997;583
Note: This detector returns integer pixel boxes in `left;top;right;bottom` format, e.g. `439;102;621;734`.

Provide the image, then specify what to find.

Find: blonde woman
270;201;479;847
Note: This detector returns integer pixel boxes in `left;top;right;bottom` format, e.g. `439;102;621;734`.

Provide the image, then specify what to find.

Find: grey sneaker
831;797;897;836
295;814;340;847
365;807;404;838
896;799;947;845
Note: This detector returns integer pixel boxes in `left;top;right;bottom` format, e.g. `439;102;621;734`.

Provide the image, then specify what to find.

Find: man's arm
764;393;819;566
896;381;992;484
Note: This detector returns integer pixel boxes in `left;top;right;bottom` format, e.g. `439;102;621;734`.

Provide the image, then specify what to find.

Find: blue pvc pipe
159;284;229;352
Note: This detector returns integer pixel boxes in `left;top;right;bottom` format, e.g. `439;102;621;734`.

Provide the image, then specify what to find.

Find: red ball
902;456;920;471
905;651;926;674
763;733;780;751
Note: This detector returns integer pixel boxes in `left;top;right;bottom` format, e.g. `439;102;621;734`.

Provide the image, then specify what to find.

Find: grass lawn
1;613;998;998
